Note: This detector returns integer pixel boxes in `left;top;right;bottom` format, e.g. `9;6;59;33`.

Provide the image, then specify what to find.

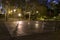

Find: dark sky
2;0;60;6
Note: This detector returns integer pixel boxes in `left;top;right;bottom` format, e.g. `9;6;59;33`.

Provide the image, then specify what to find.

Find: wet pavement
5;21;55;37
0;21;60;40
5;21;44;37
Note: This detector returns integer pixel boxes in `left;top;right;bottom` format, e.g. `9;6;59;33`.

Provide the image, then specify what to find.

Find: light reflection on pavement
5;21;55;37
16;21;26;36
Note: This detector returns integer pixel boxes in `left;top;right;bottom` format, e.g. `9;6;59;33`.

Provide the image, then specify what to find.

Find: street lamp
8;10;13;15
18;13;22;20
13;9;16;12
11;10;13;13
8;11;11;14
18;13;22;17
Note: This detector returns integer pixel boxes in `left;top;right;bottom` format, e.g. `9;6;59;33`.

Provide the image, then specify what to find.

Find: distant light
18;13;22;17
11;10;13;12
8;10;13;14
17;21;23;24
26;12;30;14
36;11;39;13
28;22;30;24
13;9;16;12
8;11;11;13
35;23;39;28
53;16;56;19
35;21;39;28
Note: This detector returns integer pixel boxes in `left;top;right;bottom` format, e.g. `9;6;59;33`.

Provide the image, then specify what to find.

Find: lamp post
5;12;7;21
29;12;30;21
27;12;31;21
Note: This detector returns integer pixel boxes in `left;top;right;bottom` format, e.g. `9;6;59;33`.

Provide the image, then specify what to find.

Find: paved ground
13;31;60;40
0;20;60;40
0;22;11;40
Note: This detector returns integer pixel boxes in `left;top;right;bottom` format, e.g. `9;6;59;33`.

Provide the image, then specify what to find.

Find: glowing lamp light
35;23;39;28
8;10;13;14
8;11;11;13
18;13;22;17
13;9;16;12
36;11;39;13
11;10;13;12
35;21;39;28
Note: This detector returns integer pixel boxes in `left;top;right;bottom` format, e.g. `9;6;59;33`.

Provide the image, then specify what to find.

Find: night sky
1;0;60;8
